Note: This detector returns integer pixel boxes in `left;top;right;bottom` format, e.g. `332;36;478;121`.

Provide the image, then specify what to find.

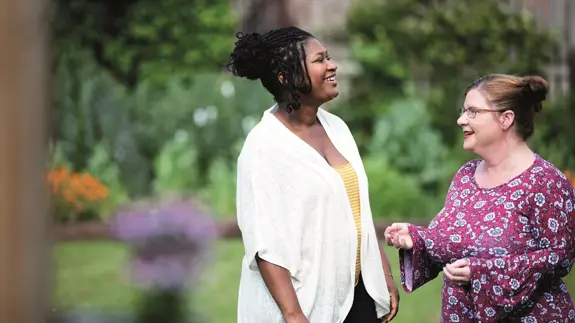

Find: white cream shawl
236;104;390;323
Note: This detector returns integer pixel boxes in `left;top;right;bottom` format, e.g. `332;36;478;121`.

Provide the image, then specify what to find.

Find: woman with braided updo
228;26;399;323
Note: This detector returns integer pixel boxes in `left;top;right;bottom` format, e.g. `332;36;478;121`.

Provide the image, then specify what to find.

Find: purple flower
109;198;217;290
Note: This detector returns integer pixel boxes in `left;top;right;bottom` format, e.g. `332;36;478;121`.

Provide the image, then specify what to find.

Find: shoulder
318;107;351;132
529;155;570;188
238;119;274;167
318;107;345;122
520;155;575;215
453;159;481;180
529;155;575;198
445;159;480;192
237;115;290;172
318;107;359;149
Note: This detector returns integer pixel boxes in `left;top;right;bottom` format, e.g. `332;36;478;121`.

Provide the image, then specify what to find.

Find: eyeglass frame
459;106;504;118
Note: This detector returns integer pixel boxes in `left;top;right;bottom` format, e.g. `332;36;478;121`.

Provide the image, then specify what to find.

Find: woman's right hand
284;312;309;323
384;223;413;250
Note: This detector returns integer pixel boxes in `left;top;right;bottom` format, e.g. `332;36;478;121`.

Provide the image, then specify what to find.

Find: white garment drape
236;104;390;323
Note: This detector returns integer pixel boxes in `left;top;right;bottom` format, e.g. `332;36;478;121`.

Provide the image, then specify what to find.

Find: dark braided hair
226;26;314;112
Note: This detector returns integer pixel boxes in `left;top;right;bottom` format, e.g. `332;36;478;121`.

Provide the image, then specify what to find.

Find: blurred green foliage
49;0;574;223
52;0;236;88
367;98;457;189
337;0;570;220
344;0;557;148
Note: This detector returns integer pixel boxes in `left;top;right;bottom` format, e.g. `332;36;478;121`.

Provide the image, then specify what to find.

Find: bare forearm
378;242;394;277
256;254;304;320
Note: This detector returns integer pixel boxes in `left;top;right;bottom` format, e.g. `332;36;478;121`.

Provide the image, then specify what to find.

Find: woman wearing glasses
384;74;575;322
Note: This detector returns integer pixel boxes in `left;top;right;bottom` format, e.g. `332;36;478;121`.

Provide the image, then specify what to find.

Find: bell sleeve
236;153;302;276
399;168;466;293
467;185;575;322
399;224;443;292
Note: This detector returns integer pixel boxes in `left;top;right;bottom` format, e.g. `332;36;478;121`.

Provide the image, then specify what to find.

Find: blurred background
7;0;575;322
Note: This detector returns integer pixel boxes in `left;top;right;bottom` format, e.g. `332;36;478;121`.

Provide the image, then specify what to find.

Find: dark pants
343;274;380;323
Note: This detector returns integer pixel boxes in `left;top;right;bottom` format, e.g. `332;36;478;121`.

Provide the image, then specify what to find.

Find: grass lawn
54;240;574;323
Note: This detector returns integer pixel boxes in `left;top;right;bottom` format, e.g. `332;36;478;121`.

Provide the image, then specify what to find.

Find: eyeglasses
459;107;500;118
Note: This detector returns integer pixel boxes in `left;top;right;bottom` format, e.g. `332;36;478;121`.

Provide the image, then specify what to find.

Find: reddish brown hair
465;74;548;140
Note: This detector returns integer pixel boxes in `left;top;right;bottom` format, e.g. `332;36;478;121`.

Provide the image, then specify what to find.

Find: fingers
384;225;399;246
444;263;468;277
398;236;407;248
385;229;399;247
385;223;405;234
386;236;395;247
450;258;470;268
383;226;395;235
444;258;472;284
395;235;406;249
384;235;394;246
384;294;399;322
391;232;399;246
443;266;460;282
385;223;413;250
443;265;470;284
386;233;412;249
399;236;413;249
390;222;406;231
384;227;395;246
384;225;399;239
380;308;394;322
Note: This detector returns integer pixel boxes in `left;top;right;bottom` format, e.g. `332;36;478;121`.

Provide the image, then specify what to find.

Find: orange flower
46;166;71;194
45;166;109;215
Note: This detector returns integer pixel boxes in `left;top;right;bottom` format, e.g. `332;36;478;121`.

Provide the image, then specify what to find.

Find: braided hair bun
227;32;268;80
226;26;314;112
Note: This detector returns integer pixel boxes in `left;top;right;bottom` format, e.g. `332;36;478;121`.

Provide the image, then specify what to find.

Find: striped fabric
333;162;362;285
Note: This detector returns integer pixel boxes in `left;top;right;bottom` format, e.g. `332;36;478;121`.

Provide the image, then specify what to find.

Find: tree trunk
0;0;52;322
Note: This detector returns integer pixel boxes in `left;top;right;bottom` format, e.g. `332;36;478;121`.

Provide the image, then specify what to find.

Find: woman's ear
500;110;516;131
277;72;285;84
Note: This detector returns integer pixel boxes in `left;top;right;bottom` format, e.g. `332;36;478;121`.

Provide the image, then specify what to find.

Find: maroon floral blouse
399;154;575;322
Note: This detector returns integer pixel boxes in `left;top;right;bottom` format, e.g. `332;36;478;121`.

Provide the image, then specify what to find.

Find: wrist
283;310;306;321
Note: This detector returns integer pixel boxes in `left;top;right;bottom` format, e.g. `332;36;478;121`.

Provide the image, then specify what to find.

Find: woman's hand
384;223;413;250
284;312;309;323
443;258;471;285
381;274;400;322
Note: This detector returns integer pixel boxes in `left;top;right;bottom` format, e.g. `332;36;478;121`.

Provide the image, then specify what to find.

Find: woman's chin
326;88;340;100
462;139;475;152
316;91;339;106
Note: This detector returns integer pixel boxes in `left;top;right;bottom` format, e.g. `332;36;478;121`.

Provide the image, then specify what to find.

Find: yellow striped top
333;162;362;285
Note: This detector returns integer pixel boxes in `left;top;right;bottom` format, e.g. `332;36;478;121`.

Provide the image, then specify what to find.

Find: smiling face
457;88;517;154
299;38;339;105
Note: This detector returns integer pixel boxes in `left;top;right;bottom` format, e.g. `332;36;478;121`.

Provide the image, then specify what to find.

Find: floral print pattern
399;154;575;322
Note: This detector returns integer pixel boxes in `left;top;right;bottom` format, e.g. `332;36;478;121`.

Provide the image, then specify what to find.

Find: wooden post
0;0;52;322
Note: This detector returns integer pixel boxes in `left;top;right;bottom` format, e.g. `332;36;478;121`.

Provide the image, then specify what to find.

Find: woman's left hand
443;258;471;285
381;274;400;322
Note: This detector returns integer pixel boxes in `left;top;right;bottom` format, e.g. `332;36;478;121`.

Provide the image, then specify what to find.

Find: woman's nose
328;60;337;72
457;113;467;126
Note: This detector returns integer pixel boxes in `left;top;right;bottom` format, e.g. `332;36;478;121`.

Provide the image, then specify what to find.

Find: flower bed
46;166;109;223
